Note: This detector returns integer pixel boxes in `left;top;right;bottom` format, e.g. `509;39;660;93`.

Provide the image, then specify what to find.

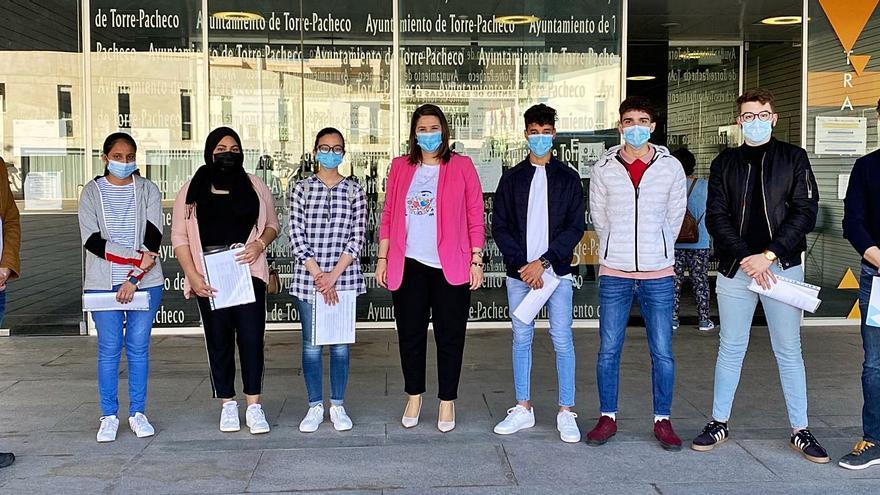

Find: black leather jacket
706;138;819;278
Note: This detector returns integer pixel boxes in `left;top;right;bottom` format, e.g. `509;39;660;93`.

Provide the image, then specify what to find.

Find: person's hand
519;260;545;290
0;267;10;287
190;275;218;298
139;252;159;272
235;241;264;265
376;258;388;289
865;246;880;268
740;254;776;289
321;287;339;306
469;263;483;290
315;271;339;293
116;281;138;304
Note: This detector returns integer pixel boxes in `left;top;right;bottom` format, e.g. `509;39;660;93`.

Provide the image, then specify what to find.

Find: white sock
602;412;616;421
654;415;670;423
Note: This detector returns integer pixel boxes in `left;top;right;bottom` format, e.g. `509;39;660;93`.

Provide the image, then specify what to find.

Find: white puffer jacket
589;144;687;272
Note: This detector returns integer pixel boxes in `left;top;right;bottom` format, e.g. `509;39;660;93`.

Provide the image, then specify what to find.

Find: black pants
391;258;471;401
197;277;266;399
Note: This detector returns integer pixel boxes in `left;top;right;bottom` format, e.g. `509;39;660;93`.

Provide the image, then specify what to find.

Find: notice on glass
512;272;562;325
201;247;256;311
313;290;357;345
815;116;867;156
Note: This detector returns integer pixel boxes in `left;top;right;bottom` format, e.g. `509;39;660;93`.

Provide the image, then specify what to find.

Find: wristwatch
763;250;778;262
539;257;552;270
128;275;140;286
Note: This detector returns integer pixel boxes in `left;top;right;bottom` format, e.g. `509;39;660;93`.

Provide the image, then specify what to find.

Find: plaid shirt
288;175;368;301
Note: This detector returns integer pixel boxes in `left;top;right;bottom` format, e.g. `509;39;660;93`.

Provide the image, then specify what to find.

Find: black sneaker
691;420;729;452
0;452;14;469
790;429;830;464
839;441;880;470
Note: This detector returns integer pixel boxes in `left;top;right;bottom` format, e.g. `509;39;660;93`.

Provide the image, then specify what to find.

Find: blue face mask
416;131;443;153
742;119;773;145
622;125;652;149
316;151;344;169
107;160;137;179
527;134;554;158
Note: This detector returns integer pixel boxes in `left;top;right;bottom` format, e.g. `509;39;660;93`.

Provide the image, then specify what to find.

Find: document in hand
83;291;150;312
512;271;561;325
747;275;822;313
313;290;357;345
201;246;256;311
865;277;880;327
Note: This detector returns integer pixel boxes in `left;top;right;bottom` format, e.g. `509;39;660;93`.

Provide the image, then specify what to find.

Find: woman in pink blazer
376;104;485;432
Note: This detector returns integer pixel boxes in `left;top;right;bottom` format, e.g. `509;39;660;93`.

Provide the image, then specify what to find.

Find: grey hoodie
78;174;164;290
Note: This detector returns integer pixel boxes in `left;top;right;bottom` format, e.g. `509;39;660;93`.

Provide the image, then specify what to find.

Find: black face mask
211;151;245;190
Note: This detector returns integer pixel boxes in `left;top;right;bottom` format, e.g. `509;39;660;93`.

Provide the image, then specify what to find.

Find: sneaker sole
789;443;830;464
299;425;320;433
220;425;241;432
659;441;683;452
96;437;116;443
585;433;615;446
131;430;155;438
560;433;581;443
839;458;880;470
494;422;535;435
691;436;728;452
249;427;270;435
332;423;353;431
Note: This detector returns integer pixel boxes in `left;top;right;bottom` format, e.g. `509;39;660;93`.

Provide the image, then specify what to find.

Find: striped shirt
288;175;367;301
97;177;137;286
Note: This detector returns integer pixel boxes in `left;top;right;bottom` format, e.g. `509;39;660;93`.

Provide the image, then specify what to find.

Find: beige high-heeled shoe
401;394;422;428
438;400;455;432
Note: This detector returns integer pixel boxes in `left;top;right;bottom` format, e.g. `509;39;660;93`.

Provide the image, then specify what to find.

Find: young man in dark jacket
692;89;828;463
491;104;585;443
839;98;880;470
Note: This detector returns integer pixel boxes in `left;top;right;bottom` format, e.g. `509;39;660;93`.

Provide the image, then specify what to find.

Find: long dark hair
101;132;140;177
406;104;452;165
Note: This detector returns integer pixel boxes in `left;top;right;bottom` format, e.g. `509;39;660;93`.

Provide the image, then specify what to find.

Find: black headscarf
186;126;256;205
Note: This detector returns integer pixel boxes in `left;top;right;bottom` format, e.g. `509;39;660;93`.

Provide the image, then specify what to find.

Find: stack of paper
512;272;561;325
747;275;822;313
83;292;150;312
202;246;256;310
313;290;357;345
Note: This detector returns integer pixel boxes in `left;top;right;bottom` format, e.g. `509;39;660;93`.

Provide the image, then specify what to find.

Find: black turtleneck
743;141;772;255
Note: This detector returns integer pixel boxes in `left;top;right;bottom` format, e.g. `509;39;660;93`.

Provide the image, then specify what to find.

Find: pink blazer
171;174;280;299
379;153;485;291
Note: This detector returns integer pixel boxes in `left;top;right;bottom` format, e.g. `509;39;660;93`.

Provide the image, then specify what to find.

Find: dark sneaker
0;452;14;469
672;319;680;331
839;441;880;470
653;419;682;451
692;420;729;452
790;429;830;464
586;416;617;446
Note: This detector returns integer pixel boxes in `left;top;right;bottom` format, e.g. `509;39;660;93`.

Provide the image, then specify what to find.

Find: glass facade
0;1;870;332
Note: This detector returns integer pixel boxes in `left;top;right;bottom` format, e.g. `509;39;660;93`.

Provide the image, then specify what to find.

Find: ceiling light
494;15;540;25
626;75;656;81
761;16;802;25
213;11;264;21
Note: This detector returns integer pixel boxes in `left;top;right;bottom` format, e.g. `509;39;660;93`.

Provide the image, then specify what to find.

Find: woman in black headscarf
171;127;280;435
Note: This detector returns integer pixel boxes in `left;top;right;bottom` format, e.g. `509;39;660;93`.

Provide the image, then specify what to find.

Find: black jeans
197;277;267;399
391;258;471;401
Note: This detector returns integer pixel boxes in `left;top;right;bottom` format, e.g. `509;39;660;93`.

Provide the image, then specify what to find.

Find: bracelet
471;262;484;268
377;257;387;260
256;238;267;251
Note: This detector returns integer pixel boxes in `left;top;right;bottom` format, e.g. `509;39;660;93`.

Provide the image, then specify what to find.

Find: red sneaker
586;416;617;446
654;419;682;451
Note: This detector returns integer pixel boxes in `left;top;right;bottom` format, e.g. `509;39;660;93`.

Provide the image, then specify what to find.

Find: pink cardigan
171;174;280;299
379;153;485;291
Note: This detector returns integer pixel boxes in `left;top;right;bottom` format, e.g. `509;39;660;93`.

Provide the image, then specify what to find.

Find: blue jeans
297;298;349;406
713;264;808;428
87;285;163;417
858;263;880;443
506;277;575;407
0;289;6;327
598;275;675;416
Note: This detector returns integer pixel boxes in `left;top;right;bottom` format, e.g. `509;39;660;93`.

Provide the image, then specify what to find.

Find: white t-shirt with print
405;164;442;268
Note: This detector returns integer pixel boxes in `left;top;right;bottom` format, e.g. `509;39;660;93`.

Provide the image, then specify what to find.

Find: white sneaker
329;405;353;431
97;415;119;443
246;404;271;434
299;404;324;433
557;410;581;443
219;401;240;432
128;412;155;438
494;405;535;435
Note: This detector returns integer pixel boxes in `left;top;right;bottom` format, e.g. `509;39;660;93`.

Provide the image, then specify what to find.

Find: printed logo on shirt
406;191;435;216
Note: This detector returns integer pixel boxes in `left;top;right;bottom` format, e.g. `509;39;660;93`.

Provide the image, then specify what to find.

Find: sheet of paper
747;275;822;313
512;271;562;325
83;291;150;312
866;277;880;327
313;290;357;345
202;247;256;311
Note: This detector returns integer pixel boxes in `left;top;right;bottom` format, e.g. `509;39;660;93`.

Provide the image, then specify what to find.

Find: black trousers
197;277;267;399
391;258;471;401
